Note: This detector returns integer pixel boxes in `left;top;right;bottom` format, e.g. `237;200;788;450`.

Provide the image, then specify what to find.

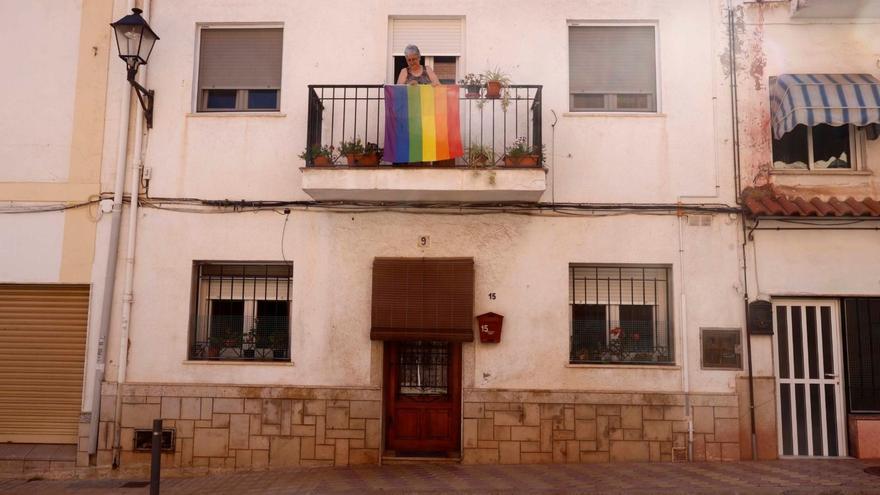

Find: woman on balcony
396;44;440;86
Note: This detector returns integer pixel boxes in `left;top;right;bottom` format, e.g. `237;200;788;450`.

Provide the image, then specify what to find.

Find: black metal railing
570;320;672;365
190;315;290;362
305;84;543;167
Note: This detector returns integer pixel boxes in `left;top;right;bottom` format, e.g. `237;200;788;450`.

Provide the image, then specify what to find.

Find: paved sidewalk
1;459;880;494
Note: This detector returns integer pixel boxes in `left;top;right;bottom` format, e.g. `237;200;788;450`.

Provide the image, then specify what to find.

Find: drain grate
864;466;880;477
121;481;151;488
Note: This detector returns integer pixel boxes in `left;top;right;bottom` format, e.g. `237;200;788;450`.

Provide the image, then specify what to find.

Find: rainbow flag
384;85;463;163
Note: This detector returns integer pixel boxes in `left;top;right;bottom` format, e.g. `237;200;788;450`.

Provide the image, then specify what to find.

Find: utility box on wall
477;312;503;343
748;300;773;335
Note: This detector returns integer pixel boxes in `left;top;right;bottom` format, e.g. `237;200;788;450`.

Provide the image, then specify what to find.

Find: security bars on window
189;263;292;361
569;265;672;365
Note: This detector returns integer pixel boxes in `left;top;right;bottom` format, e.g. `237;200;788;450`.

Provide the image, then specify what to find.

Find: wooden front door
384;341;461;455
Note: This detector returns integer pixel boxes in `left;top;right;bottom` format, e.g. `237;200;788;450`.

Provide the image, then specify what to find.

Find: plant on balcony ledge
481;67;511;112
336;137;377;166
465;144;494;168
503;136;544;167
459;73;484;98
298;144;335;167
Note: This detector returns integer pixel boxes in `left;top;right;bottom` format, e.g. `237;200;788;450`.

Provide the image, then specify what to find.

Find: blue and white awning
770;74;880;140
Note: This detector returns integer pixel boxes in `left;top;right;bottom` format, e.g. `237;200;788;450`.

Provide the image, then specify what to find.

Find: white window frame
771;124;867;171
566;20;662;114
191;22;285;114
386;16;465;84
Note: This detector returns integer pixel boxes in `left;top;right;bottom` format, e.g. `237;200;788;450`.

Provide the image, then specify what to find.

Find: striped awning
770;74;880;140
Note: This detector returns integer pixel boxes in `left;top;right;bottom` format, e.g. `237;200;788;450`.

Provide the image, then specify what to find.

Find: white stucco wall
99;0;749;396
0;0;82;183
0;210;65;283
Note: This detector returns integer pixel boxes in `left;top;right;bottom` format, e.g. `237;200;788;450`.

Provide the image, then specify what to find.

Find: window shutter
198;28;283;89
569;26;657;109
391;19;462;55
371;258;474;341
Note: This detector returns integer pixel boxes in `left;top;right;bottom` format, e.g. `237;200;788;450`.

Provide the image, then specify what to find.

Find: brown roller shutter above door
371;258;474;342
198;28;283;89
0;285;89;444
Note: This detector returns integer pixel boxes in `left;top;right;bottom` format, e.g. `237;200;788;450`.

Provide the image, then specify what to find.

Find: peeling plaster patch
747;5;767;91
719;5;746;80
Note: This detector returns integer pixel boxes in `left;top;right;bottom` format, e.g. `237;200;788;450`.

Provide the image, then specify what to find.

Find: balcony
300;84;547;203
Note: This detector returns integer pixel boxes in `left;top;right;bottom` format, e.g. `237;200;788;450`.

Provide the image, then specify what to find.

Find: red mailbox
477;312;503;343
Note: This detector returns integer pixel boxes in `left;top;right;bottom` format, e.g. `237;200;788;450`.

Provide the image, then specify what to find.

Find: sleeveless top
405;66;432;84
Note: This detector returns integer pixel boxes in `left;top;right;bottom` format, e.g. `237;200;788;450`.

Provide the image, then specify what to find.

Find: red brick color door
384;341;461;455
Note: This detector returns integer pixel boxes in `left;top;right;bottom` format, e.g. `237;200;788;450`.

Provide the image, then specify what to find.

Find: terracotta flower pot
469;154;490;167
312;155;333;166
485;81;502;99
346;152;381;166
503;154;539;167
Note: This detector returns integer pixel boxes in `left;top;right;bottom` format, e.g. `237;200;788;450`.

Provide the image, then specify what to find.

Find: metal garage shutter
0;285;89;444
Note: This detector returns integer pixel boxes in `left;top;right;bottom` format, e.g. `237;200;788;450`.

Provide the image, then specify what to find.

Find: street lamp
110;8;159;128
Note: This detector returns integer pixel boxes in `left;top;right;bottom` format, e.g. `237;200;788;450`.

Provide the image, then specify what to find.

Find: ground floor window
843;298;880;413
189;262;292;361
569;265;672;364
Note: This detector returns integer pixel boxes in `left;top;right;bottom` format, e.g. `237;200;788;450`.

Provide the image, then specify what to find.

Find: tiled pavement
1;459;880;494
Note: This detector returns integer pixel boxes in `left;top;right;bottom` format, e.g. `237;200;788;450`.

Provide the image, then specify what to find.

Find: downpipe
677;216;694;461
112;0;150;469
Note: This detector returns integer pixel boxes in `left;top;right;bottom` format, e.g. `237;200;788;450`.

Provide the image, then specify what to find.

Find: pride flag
384;85;463;163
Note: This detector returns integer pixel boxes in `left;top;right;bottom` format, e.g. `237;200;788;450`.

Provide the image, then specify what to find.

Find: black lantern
110;8;159;127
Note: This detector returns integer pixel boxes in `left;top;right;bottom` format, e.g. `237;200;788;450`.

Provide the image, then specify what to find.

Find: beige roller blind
569;25;656;95
199;28;283;89
0;285;89;444
391;19;462;55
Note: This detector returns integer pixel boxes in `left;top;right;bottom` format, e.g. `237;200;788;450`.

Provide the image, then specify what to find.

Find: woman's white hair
404;44;421;57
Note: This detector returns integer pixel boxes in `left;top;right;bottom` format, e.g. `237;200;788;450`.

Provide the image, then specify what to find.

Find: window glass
206;89;237;110
812;124;850;169
772;125;809;169
772;124;852;170
247;89;278;110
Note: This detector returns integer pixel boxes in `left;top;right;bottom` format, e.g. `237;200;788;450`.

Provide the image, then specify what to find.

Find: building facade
0;0;115;473
1;0;878;476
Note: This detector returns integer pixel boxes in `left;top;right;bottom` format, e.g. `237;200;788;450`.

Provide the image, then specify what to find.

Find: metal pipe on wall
88;0;135;458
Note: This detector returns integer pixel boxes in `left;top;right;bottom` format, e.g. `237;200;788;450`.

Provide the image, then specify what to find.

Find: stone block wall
93;383;382;471
461;389;741;464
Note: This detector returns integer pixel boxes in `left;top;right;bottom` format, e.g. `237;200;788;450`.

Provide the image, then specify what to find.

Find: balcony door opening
388;17;463;85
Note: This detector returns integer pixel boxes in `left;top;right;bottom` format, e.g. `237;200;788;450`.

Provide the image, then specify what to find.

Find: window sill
566;363;680;370
769;169;871;176
186;112;287;118
183;360;294;366
563;111;666;118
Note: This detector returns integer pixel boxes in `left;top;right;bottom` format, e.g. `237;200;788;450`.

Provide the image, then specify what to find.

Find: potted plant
298;144;334;166
459;73;484;98
502;137;544;167
465;144;494;168
483;68;509;99
361;141;383;166
339;138;383;166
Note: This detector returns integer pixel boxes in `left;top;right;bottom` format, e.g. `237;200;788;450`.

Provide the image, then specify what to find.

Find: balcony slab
300;167;546;203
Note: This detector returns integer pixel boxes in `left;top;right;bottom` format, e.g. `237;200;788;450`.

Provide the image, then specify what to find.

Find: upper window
569;265;672;365
197;27;283;112
189;262;292;361
772;124;859;170
568;24;658;112
389;18;462;84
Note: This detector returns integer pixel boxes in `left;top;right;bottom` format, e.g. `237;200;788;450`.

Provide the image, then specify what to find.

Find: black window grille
189;262;292;362
569;265;673;365
398;341;449;396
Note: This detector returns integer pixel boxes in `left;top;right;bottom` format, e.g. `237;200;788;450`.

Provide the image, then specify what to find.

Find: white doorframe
772;299;847;457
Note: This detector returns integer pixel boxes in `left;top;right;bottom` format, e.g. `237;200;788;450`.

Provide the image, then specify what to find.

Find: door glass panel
780;383;793;455
398;341;449;396
810;384;823;455
777;306;790;379
792;307;805;379
825;384;838;456
806;306;819;379
795;384;808;455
